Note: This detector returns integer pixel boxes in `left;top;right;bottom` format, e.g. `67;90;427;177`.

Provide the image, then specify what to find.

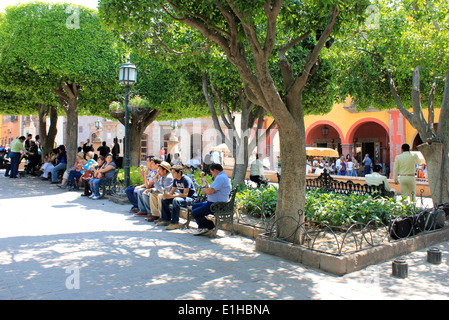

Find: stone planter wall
256;228;449;276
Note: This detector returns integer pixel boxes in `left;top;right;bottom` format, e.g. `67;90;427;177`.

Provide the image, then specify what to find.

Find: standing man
393;144;420;202
83;139;93;153
9;136;27;178
362;154;372;176
97;141;110;157
24;134;32;151
192;163;231;236
111;137;120;166
157;165;196;230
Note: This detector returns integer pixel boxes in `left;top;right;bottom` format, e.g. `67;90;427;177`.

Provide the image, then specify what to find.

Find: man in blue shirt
192;163;231;236
362;154;372;176
157;165;197;230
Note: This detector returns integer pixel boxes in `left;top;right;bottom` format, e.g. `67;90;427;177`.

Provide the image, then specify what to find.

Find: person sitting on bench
365;164;395;194
192;163;231;236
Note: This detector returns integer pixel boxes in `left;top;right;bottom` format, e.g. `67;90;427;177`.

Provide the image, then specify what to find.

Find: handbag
83;170;92;179
389;208;445;239
389;216;416;240
415;208;445;232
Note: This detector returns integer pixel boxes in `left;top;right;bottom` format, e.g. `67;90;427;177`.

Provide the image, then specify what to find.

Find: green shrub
236;186;418;227
236;184;278;218
193;169;213;186
117;166;144;186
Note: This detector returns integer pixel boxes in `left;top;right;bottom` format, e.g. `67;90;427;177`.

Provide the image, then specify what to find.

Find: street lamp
119;58;137;188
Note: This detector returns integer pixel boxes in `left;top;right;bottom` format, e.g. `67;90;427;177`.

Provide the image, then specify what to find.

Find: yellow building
304;98;439;176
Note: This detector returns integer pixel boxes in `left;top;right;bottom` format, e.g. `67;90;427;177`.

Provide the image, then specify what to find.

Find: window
141;134;148;161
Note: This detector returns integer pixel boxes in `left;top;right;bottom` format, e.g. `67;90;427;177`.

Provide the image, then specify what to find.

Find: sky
0;0;99;12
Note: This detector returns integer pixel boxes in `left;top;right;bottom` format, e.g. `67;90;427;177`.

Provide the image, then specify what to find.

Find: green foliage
0;2;124;116
193;170;213;186
236;184;279;218
237;186;419;226
117;166;144;185
334;0;449;110
304;189;418;226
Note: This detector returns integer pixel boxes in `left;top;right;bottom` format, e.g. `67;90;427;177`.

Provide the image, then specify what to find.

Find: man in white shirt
314;163;325;175
365;164;395;194
249;153;267;187
306;161;313;175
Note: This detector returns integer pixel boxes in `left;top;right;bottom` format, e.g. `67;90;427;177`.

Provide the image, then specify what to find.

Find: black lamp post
118;58;137;188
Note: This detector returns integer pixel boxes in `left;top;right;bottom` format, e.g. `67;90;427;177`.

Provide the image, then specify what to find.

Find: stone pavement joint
0;174;448;300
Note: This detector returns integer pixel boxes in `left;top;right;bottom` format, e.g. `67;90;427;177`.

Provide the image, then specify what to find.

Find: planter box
256;227;449;275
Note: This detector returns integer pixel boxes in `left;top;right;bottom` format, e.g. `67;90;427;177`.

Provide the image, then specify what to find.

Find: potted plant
129;95;150;113
109;101;125;117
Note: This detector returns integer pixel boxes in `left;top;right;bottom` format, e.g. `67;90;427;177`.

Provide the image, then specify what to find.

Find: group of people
1;134;44;178
125;156;231;236
306;154;376;177
50;149;117;200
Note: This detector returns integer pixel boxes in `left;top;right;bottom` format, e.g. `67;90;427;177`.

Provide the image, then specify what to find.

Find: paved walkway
0;174;448;300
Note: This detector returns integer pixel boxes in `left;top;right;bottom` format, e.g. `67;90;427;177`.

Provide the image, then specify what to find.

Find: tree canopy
335;0;449;111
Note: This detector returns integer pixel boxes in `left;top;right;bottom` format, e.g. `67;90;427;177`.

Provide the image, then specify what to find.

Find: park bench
306;169;395;198
207;187;238;238
99;168;120;198
180;186;207;229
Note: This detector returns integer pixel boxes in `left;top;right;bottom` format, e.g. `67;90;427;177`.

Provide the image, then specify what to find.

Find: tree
0;46;60;157
335;0;449;205
0;3;124;166
108;50;210;166
99;0;368;243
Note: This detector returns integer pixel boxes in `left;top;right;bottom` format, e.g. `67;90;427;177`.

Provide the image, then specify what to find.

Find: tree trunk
110;108;161;167
37;104;58;157
232;135;249;184
202;72;276;186
65;99;78;168
418;142;449;206
128;124;145;167
177;3;340;244
275;114;306;244
388;68;449;206
53;82;80;168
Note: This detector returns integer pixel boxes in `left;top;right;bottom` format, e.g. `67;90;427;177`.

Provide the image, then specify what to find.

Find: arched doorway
348;120;390;172
306;122;343;155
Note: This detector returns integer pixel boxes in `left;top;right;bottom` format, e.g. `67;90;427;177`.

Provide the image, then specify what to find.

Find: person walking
9;136;27;178
393;144;420;202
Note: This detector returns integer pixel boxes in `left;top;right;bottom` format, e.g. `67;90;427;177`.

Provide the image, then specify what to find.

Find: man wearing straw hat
142;161;173;222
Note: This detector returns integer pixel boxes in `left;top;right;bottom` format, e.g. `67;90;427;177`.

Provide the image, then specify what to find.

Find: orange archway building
303;98;440;177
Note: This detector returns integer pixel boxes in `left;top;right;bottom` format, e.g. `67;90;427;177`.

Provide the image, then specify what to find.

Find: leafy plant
193;169;213;186
236;184;279;218
117;166;144;186
129;95;150;109
109;101;124;111
237;186;419;227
